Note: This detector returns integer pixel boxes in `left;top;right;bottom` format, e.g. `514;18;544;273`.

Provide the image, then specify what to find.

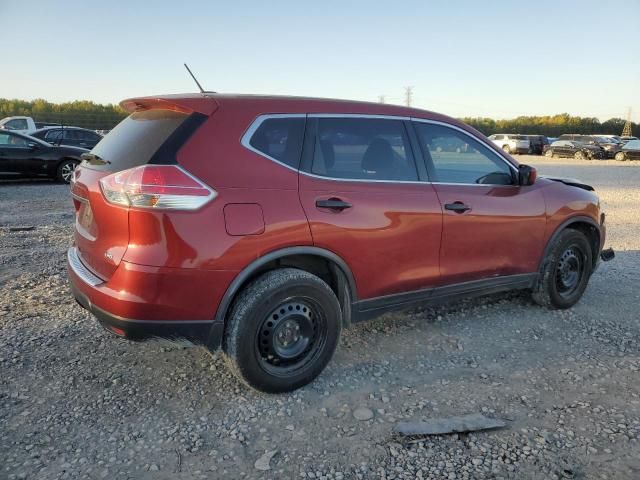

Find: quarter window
413;122;514;185
311;117;418;181
248;117;305;168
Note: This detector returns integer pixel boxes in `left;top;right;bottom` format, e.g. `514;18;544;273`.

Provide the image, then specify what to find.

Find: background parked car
545;140;604;160
523;135;549;155
615;139;640;161
558;134;620;158
488;134;530;154
31;126;103;149
621;136;639;144
0;116;37;134
0;130;87;182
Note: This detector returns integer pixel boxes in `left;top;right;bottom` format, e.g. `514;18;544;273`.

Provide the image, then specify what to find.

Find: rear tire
502;145;511;154
545;149;553;158
574;151;585;160
532;229;593;309
223;268;342;393
56;159;78;183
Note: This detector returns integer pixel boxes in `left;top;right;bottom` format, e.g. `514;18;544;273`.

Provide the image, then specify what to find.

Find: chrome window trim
240;113;519;187
240;113;306;174
68;247;103;287
308;113;411;121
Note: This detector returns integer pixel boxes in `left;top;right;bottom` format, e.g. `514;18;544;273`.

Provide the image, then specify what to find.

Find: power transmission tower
404;86;413;107
622;107;633;137
378;95;386;104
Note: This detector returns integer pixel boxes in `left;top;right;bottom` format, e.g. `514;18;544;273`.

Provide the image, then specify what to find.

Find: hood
540;176;594;191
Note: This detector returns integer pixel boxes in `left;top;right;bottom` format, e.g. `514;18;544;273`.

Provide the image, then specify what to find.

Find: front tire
615;152;626;161
502;145;511;154
545;149;553;158
532;229;593;309
223;268;342;393
574;151;585;160
56;159;78;183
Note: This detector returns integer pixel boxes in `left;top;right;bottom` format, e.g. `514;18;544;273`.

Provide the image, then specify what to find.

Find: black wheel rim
555;245;585;298
255;298;327;377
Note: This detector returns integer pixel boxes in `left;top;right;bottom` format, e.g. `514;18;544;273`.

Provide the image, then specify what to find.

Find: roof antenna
184;63;214;94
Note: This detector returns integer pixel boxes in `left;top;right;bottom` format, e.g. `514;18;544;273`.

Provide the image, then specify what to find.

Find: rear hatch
70;108;203;280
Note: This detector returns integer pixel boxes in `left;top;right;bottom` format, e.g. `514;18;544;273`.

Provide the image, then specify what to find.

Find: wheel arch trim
213;246;358;325
539;215;601;271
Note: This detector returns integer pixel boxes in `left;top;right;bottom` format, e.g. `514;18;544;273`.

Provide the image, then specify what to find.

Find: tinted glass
5;119;28;130
311;118;417;181
0;132;28;146
249;117;305;168
64;130;82;140
45;130;63;141
414;123;513;185
89;109;188;171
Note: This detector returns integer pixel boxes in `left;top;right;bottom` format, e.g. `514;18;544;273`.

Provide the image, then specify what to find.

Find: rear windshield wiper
81;153;111;165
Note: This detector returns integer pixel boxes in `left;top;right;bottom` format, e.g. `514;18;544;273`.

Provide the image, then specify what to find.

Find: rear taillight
99;165;215;210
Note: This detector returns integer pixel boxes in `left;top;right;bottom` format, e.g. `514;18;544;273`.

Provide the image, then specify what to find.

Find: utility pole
404;86;413;107
622;107;633;137
378;95;386;104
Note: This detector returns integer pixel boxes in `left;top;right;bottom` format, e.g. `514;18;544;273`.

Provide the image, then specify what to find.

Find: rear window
87;109;189;171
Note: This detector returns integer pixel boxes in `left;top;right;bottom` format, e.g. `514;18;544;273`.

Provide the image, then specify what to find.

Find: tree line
0;98;636;137
462;113;636;137
0;98;127;130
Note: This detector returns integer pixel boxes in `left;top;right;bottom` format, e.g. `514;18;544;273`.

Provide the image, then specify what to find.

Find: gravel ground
1;156;639;480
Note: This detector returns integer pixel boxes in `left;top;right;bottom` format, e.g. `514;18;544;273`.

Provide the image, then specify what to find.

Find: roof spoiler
120;95;219;116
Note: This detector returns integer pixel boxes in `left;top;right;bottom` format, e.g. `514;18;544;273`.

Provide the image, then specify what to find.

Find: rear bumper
67;247;228;347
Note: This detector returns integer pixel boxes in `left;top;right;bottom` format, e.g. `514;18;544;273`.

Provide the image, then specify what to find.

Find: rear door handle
316;198;352;211
444;202;471;213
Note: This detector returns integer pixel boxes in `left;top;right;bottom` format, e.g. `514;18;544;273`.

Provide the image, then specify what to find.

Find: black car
558;134;621;158
0;130;87;182
544;140;604;160
615;139;640;161
524;135;549;155
30;126;103;149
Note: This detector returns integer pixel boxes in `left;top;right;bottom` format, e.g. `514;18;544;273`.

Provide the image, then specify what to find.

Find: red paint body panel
434;183;547;284
299;176;443;298
69;259;235;320
67;93;605;336
71;167;129;279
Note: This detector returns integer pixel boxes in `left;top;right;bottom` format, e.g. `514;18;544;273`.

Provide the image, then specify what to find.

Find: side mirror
518;164;537;186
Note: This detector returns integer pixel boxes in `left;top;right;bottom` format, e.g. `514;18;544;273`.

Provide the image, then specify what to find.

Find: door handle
444;202;471;213
316;198;352;211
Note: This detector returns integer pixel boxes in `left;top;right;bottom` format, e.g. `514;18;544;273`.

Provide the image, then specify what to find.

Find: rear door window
310;117;418;181
247;116;305;168
87;109;190;171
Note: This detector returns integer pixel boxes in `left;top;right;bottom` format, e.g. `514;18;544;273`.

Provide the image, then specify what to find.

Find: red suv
68;94;613;393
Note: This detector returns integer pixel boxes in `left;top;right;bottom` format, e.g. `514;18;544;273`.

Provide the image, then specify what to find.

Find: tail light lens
99;165;216;210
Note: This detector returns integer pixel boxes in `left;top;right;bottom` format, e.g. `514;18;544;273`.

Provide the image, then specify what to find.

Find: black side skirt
352;273;538;322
